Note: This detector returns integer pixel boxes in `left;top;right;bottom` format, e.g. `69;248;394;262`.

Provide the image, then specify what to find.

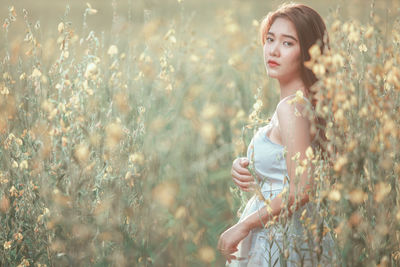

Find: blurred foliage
0;0;399;266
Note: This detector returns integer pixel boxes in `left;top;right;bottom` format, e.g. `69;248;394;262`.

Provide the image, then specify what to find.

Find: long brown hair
259;2;331;162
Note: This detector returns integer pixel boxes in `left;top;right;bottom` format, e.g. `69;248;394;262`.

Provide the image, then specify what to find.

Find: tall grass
0;1;399;266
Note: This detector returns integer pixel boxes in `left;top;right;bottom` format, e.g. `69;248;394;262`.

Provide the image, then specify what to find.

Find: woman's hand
217;222;250;263
231;157;255;192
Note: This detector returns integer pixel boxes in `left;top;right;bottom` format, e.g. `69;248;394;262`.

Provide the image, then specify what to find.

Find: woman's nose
268;42;279;57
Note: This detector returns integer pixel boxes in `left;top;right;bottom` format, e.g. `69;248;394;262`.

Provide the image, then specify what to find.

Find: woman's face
263;17;302;82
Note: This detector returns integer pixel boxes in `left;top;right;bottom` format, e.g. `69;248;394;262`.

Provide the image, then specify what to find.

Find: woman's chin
266;71;279;79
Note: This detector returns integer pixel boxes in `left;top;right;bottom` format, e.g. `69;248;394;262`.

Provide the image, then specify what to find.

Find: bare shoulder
276;97;312;146
276;96;309;122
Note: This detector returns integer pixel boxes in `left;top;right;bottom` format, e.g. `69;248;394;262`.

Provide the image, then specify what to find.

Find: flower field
0;0;399;266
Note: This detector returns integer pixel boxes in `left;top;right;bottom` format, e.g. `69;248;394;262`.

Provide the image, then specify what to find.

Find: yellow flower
14;232;23;241
201;103;219;120
107;45;118;56
198;246;215;263
349;189;367;204
74;144;89;164
308;44;321;59
3;241;12;249
129;153;145;165
31;68;42;78
12;160;19;168
19;160;28;170
374;182;391;203
85;63;98;79
305;146;314;160
288;90;306;105
200;122;216;144
358;43;368;53
333;155;348;173
295;165;306;176
17;258;30;267
58;22;64;33
328;190;341;202
252;99;263;111
312;64;326;77
332;54;344;68
364;26;374;39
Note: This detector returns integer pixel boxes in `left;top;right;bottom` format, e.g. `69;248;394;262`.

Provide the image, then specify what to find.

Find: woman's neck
278;78;307;100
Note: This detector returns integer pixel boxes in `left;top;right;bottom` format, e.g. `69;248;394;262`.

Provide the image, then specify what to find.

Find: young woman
218;3;336;266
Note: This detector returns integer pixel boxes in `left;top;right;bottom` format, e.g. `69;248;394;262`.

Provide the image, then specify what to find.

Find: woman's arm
218;97;315;258
231;157;255;192
241;97;315;229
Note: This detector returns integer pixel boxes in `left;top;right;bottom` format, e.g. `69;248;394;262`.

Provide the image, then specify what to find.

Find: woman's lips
268;60;280;67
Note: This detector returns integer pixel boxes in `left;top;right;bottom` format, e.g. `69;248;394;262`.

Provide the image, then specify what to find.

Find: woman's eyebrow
267;31;298;42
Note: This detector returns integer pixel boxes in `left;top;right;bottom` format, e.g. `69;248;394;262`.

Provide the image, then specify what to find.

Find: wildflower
198;246;215;263
291;152;300;162
57;22;64;33
0;195;10;212
19;160;28;170
252;99;263;111
12;160;18;168
3;241;12;249
31;68;42;78
334;109;344;123
175;206;186;219
201;103;219;120
295;165;306;176
312;64;325;77
200;122;216;144
86;3;98;15
107;45;118;56
15;138;23;146
85;63;98;79
364;26;373;39
0;85;9;95
330;20;341;32
106;122;124;148
348;26;360;43
165;83;173;91
333;155;348;172
190;54;199;62
308;44;321;59
163;29;176;43
349;189;367;204
74;144;89;163
152;181;178;208
374;182;391;203
348;212;362;227
332;54;344;68
17;259;30;267
358;43;367;53
305;146;314;160
328;190;341;202
288;90;306;105
13;232;23;242
129;153;144;165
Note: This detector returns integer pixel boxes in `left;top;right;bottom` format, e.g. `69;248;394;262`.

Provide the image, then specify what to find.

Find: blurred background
0;0;399;266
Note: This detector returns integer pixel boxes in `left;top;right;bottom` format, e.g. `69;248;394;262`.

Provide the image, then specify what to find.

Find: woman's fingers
231;168;253;183
233;178;255;191
226;254;237;263
240;158;249;167
233;160;251;175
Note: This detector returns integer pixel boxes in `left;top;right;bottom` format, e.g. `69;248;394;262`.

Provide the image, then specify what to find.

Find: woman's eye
266;37;274;43
283;41;293;47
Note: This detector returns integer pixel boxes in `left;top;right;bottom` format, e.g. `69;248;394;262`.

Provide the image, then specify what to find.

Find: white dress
227;94;337;266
